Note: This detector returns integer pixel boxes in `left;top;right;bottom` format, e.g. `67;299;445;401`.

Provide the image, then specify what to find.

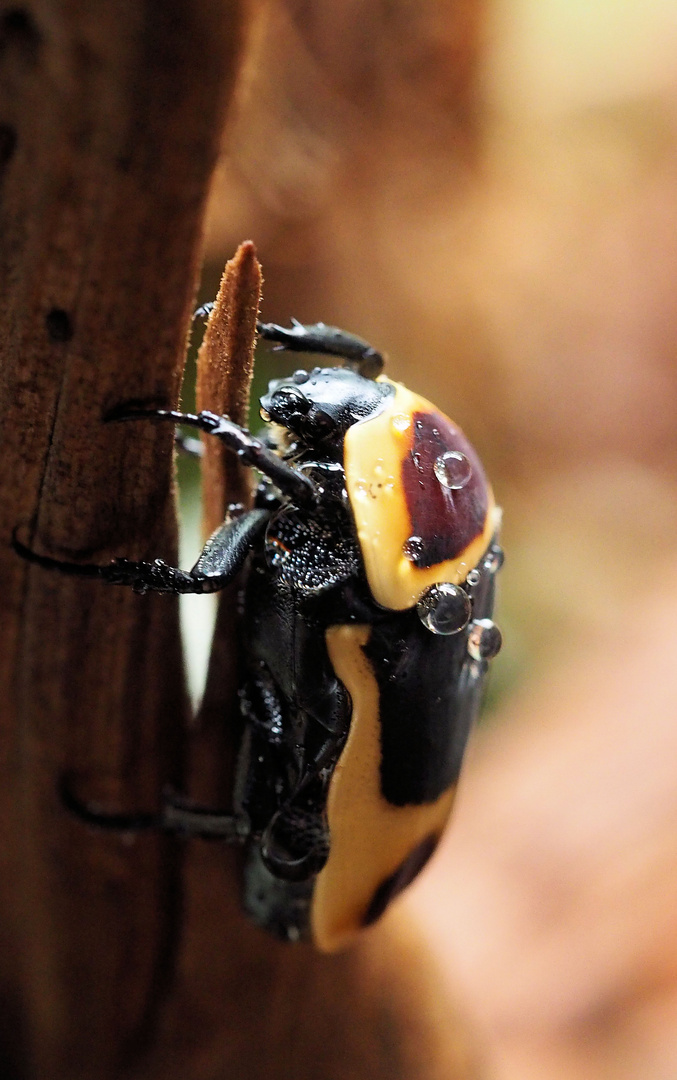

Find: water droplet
467;619;502;660
417;583;471;635
391;413;411;435
483;546;504;575
434;450;472;490
403;536;425;562
466;569;481;587
259;407;271;422
292;369;309;384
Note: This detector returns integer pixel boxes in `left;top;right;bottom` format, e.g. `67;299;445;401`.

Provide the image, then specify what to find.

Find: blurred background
181;0;677;708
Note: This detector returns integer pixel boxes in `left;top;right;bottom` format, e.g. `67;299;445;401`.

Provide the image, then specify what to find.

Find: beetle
14;319;503;951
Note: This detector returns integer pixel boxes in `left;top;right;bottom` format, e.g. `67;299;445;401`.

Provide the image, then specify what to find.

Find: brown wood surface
0;2;244;1077
0;5;479;1079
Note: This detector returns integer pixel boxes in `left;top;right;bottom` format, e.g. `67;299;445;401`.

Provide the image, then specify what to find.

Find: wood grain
0;3;243;1076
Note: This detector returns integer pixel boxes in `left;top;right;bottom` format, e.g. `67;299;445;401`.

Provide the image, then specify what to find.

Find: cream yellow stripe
311;624;457;953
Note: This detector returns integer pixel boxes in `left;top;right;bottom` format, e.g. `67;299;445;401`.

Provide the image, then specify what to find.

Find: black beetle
14;319;503;950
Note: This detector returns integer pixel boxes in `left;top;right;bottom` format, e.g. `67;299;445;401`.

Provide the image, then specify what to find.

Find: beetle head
260;368;393;447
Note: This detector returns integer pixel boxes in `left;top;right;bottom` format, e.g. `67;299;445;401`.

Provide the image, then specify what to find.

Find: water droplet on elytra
467;619;502;660
434;450;472;490
417;583;471;635
403;535;425;562
391;413;411;435
483;546;504;574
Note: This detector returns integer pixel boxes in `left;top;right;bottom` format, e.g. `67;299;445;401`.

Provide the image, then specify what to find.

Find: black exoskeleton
13;323;392;886
14;317;503;945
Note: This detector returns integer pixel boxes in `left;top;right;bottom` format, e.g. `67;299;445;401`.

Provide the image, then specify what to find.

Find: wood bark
0;3;243;1076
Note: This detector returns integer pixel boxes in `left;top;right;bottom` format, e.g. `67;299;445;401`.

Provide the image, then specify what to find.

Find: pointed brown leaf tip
197;241;262;420
197;243;263;532
236;238;257;258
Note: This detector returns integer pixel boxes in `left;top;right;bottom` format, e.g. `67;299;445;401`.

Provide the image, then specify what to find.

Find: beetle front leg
107;406;319;508
12;509;270;595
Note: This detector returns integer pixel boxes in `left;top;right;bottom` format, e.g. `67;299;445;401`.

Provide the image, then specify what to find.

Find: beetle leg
107;406;319;507
238;672;344;881
174;429;203;458
12;509;270;595
257;319;384;379
197;306;384;375
60;775;249;842
60;774;162;832
160;791;250;842
260;778;331;881
196;305;384;377
300;679;351;738
189;510;269;584
290;635;352;738
256;711;351;882
257;722;349;882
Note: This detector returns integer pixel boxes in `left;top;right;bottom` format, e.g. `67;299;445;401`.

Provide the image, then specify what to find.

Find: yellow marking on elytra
310;625;457;953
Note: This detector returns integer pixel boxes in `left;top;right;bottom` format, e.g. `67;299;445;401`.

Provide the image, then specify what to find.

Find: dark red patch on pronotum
363;834;438;926
401;410;489;569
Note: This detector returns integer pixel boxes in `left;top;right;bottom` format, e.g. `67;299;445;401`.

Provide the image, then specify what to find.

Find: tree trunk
0;2;243;1076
